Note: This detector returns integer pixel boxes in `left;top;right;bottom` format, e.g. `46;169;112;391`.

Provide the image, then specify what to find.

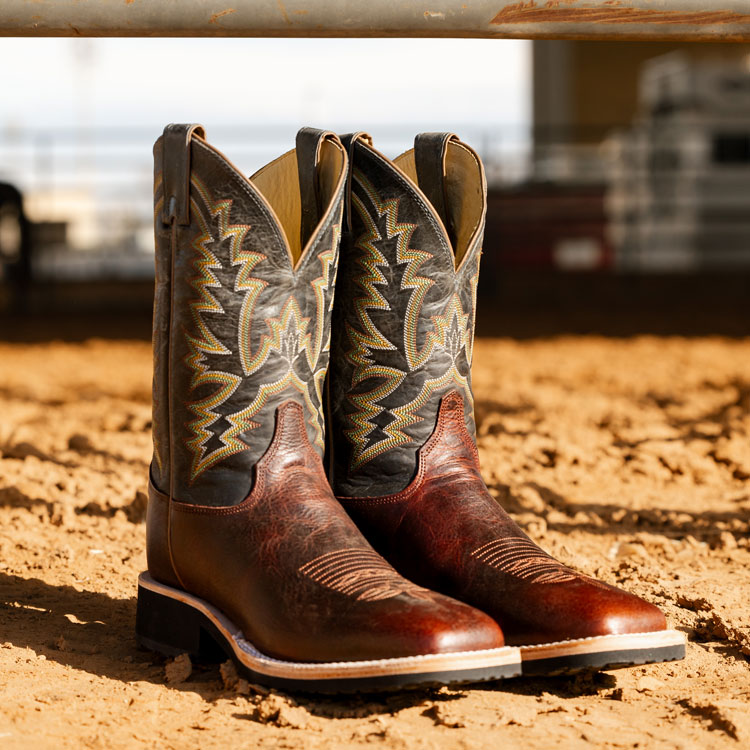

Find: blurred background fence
0;122;526;285
1;43;749;336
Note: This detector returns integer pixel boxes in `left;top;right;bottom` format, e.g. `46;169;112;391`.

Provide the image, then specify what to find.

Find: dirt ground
1;334;749;749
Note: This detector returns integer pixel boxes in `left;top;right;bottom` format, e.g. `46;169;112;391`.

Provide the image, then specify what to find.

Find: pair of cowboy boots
136;124;685;692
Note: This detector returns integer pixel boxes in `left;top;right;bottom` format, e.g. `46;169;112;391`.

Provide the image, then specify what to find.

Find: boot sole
136;572;521;693
519;629;687;675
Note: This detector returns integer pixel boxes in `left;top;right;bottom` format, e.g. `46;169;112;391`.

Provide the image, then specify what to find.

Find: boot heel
136;581;227;663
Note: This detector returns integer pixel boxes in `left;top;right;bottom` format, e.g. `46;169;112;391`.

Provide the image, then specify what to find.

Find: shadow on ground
0;572;620;717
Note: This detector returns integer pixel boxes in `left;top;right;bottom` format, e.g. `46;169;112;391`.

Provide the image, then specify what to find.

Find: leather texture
414;132;459;249
147;125;507;664
152;125;344;506
338;392;668;646
331;133;669;647
297;126;328;251
329;134;484;496
147;399;505;662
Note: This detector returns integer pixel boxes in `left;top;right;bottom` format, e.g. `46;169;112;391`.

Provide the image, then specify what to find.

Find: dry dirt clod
67;434;94;453
219;660;239;690
422;703;467;728
254;693;309;729
49;501;74;527
218;660;265;695
695;612;750;656
615;542;649;561
678;699;740;740
53;635;69;652
3;441;52;461
676;595;713;612
714;531;738;551
235;679;251;696
124;490;148;523
164;653;192;684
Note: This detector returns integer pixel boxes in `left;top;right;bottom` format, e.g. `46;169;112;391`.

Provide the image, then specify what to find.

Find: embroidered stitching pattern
299;549;433;602
471;537;579;584
223;297;326;452
343;169;474;470
343;186;407;468
183;177;339;482
183;178;251;481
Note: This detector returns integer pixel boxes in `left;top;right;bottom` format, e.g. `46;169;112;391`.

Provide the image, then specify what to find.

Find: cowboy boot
328;132;686;675
136;124;520;692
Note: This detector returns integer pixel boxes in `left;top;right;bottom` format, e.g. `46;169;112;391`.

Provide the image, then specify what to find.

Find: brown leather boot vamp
339;392;686;675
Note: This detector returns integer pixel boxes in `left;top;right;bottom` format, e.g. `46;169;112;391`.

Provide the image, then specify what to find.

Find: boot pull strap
161;123;205;226
296;127;338;248
339;131;373;233
414;132;459;245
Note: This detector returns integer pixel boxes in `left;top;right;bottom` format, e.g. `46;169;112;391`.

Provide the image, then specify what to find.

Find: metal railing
0;123;528;282
4;115;750;281
2;1;750;41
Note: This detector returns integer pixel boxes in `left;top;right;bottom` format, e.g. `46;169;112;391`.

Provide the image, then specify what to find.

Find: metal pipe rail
3;1;750;41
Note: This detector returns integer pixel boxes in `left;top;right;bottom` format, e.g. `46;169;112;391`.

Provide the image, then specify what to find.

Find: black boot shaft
152;124;347;506
329;133;486;496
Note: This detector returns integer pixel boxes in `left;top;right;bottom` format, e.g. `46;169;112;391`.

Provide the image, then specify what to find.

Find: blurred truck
606;52;750;271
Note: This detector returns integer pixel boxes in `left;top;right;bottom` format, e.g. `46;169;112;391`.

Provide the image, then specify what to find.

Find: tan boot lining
250;140;346;265
393;141;484;269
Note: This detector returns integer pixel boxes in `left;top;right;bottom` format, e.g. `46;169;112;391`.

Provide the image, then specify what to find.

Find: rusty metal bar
3;1;750;40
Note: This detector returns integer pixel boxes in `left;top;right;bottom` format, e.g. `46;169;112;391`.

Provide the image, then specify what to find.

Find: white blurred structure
24;188;98;251
606;52;750;271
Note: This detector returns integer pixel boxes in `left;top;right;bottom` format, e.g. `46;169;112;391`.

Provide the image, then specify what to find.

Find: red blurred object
484;183;613;271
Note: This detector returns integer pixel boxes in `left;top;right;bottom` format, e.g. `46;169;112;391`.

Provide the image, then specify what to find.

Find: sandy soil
1;335;748;749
